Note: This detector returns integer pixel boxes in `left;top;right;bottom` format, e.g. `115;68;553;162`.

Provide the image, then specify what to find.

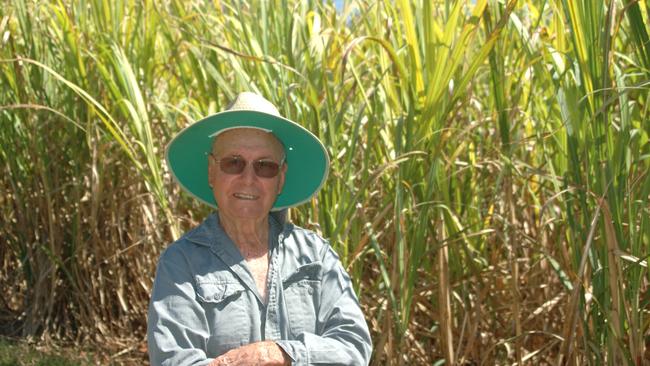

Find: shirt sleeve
147;245;214;366
275;244;373;365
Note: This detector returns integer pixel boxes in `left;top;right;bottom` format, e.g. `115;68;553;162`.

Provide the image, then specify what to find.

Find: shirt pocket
282;262;322;337
195;281;250;356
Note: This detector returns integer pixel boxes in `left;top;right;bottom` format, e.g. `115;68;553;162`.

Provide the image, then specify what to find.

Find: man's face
208;128;286;223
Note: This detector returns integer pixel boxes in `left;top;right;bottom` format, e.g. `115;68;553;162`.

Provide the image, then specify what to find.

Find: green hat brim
166;110;329;210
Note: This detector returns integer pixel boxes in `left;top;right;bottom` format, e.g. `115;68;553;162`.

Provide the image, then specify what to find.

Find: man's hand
210;341;291;366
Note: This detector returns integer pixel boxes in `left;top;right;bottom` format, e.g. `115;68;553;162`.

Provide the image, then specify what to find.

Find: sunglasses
209;153;285;178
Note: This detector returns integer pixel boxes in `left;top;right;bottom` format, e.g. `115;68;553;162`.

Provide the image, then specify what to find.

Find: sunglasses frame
208;153;285;178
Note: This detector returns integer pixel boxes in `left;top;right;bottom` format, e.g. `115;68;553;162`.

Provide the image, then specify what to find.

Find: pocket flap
196;282;245;303
282;261;323;286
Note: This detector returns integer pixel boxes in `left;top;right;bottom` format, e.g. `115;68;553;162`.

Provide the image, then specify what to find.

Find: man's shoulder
159;216;218;261
281;223;335;262
285;223;328;246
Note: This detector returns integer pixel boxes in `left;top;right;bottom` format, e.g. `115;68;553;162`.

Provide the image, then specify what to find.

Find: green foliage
0;0;648;364
0;338;91;366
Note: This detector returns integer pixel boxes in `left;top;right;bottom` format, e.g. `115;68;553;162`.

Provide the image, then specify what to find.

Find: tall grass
1;0;648;364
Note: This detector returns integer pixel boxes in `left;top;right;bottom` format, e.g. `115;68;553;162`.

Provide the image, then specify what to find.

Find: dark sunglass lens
254;160;280;178
220;157;246;174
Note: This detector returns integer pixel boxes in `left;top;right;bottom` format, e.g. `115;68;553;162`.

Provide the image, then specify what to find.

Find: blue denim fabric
147;213;372;365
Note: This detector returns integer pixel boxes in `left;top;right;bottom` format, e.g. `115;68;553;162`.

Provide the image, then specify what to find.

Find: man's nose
239;162;257;181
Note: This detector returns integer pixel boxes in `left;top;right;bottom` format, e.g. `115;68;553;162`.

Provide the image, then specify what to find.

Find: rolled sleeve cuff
275;340;307;365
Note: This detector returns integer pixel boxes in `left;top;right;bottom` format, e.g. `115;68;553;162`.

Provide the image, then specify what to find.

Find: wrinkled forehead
211;127;285;156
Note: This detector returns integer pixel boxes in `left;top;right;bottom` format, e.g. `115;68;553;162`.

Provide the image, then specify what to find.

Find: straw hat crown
226;92;280;116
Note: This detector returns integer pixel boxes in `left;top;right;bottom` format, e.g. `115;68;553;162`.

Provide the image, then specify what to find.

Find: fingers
213;341;287;365
211;354;232;366
220;355;231;366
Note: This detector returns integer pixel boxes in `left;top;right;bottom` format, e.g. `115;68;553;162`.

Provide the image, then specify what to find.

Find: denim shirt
147;213;372;365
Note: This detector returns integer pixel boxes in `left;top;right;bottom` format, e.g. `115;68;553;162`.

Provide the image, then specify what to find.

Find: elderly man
147;92;372;365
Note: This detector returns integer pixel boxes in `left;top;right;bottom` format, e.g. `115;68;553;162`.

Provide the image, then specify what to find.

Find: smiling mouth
233;193;258;200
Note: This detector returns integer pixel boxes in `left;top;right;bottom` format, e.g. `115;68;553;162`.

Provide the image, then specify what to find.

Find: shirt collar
183;212;222;247
184;212;289;248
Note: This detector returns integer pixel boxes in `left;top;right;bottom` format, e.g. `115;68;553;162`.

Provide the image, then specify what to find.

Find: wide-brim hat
166;92;329;210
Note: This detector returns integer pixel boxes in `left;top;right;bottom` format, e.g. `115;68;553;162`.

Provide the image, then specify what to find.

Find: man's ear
277;163;288;194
